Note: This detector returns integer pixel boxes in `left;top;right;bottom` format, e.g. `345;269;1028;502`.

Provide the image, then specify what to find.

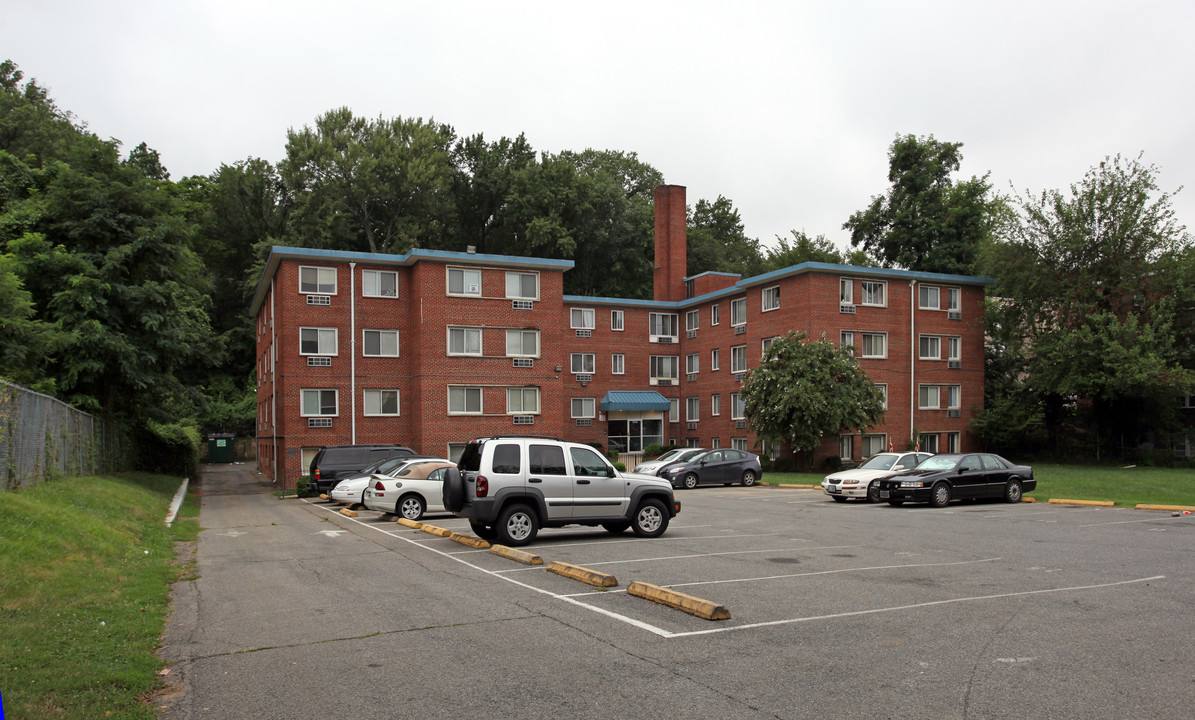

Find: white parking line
1077;516;1185;528
661;556;1002;590
493;544;863;572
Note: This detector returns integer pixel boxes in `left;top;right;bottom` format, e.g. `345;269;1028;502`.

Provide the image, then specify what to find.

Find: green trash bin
208;433;236;463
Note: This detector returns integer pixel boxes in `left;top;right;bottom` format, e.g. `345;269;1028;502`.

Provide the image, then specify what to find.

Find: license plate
879;490;890;499
827;487;839;494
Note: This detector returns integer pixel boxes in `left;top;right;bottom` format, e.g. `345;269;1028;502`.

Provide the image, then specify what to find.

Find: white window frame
862;434;887;457
685;309;700;333
669;398;680;423
876;383;888;410
301;388;338;417
947;287;961;312
730;298;747;327
731;392;745;420
920;433;940;454
839;278;853;304
761;336;779;358
506;387;540;415
362;269;398;298
447;267;482;297
505;271;539;300
947;385;961;409
839;435;853;460
860;280;886;307
299;265;337;295
762;285;780;312
448;327;483;356
570;353;595;374
919;285;941;310
919;385;942;410
448;386;482;415
610;309;624;331
686;353;700;374
299;327;338;356
649;312;678;341
919;335;942;360
861;332;887;359
571;397;596;419
711;394;721;416
650;355;679;382
711;303;721;326
363;389;400;416
711;348;720;371
731;345;747;373
611;353;625;375
840;331;854;352
947;432;960;453
948;336;961;361
686;397;700;422
570;307;595;330
362;329;399;357
731;437;747;451
505;329;539;358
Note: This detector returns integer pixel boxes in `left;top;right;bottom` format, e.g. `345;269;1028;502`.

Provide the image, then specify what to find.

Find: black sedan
657;448;762;489
876;453;1034;508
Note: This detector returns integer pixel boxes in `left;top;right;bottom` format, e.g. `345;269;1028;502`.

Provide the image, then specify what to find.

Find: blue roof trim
600;390;671;412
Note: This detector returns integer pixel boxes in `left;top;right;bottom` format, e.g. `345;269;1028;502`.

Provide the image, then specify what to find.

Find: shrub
823;455;842;472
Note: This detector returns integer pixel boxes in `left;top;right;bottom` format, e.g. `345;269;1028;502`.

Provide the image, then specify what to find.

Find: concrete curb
1048;498;1115;507
489;545;544;565
774;484;818;489
1136;504;1195;512
449;532;491;549
627;581;730;620
1021;497;1037;503
419;524;452;537
546;561;618;587
339;508;358;517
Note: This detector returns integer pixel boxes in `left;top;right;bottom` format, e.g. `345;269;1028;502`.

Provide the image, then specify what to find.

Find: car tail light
374;481;385;490
476;476;489;498
313;469;321;482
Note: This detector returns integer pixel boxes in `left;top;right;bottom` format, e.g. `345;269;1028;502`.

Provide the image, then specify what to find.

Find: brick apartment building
251;185;991;488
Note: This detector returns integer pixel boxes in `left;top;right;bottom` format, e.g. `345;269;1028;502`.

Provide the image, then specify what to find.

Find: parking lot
163;465;1195;719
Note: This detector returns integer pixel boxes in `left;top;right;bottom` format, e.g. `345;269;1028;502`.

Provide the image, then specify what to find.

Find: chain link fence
1;380;125;489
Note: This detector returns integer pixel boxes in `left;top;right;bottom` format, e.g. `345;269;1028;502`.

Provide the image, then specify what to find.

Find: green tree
449;132;537;254
979;153;1195;458
687;196;766;278
762;230;875;271
845;134;993;274
741;331;886;469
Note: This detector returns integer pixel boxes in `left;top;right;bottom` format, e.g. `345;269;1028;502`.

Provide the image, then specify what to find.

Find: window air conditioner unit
840;304;856;314
656;336;673;344
948;311;962;320
948;361;961;369
575;329;592;338
687;330;697;339
687;422;697;431
947;409;961;418
512;300;533;310
306;295;331;306
734;325;747;335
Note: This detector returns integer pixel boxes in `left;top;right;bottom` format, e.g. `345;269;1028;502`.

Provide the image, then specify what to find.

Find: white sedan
364;460;456;520
633;447;706;476
822;452;934;502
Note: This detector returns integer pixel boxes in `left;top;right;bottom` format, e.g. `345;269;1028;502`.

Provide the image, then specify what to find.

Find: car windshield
677;449;705;462
859;455;897;470
655;448;685;462
916;456;960;471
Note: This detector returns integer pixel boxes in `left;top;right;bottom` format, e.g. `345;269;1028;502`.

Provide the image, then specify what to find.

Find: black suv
307;444;416;494
441;435;681;546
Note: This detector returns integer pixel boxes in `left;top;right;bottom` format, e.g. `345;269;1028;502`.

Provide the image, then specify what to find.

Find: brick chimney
653;184;687;302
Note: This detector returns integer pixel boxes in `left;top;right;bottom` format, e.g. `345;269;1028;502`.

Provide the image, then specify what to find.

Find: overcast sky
6;1;1193;252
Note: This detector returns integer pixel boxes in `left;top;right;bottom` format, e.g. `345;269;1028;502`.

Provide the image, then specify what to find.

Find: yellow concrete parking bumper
450;532;491;549
490;545;543;565
419;524;452;537
1048;498;1115;507
546;561;618;587
627;581;730;620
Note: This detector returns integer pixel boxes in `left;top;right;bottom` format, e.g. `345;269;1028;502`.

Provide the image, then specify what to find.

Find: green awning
600;390;671;412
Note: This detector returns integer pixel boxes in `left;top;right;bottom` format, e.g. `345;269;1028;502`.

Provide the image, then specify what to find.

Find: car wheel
398;494;425;521
831;495;847;503
866;481;880;503
683;473;699;490
441;467;465;512
929;482;951;508
741;470;757;487
469;521;497;540
1004;479;1023;503
887;499;905;507
601;520;630;534
495;503;538;546
631;498;669;538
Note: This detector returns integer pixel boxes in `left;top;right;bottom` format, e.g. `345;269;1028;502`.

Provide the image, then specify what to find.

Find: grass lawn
0;473;199;720
761;463;1195;508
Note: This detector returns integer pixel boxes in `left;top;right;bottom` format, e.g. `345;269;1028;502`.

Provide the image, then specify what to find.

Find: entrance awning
600;390;671;412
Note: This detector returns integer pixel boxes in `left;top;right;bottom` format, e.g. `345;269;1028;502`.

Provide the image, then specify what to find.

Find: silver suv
441;436;681;546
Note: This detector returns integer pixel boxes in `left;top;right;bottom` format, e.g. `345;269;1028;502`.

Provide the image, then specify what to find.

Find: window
363;389;399;416
711;348;720;370
448;386;482;414
362;269;397;298
919;335;942;360
711;394;721;416
761;336;779;357
529;444;566;474
686;309;700;332
505;271;538;300
947;287;961;312
506;329;538;357
948;337;961;361
506;387;539;414
363;329;399;357
711;437;721;449
669;399;679;423
301;389;337;416
762;285;780;311
649;312;678;340
731;437;747;451
840;331;854;351
919;385;941;409
862;434;887;456
571;398;595;419
840;278;853;304
686;353;700;374
919;285;940;310
686;397;700;422
920;434;939;454
299;266;336;294
711;303;720;325
650;355;678;381
731;345;747;373
860;280;886;306
611;354;625;374
839;435;852;460
448;327;482;356
611;309;624;331
730;298;747;326
300;327;337;355
947;385;960;409
570;307;595;330
876;383;888;410
861;332;886;358
731;392;745;420
570;353;595;374
947;432;960;453
447;267;482;296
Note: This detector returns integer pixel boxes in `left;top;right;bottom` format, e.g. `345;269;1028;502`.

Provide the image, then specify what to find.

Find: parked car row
823;452;1035;508
634;447;763;489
